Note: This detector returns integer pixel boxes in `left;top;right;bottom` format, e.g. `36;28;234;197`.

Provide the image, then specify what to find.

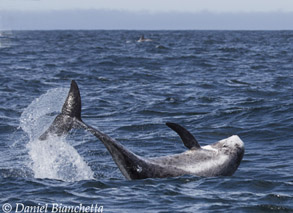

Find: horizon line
1;10;293;30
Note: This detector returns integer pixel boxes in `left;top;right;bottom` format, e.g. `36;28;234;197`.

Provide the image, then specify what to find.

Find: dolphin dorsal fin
61;80;82;120
166;122;200;150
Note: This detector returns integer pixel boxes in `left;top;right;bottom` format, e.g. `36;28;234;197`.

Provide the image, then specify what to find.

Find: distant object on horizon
137;35;153;42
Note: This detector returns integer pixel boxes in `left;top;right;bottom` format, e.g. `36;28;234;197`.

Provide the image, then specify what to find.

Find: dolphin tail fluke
39;80;82;140
61;80;82;120
166;122;201;150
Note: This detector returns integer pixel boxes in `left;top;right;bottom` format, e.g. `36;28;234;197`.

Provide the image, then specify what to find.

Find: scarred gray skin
39;80;245;180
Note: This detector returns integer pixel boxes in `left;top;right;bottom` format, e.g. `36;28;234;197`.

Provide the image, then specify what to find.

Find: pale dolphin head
202;135;245;175
209;135;244;158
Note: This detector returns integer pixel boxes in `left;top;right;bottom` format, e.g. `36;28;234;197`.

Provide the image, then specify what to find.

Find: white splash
27;136;94;182
20;87;94;182
20;88;68;141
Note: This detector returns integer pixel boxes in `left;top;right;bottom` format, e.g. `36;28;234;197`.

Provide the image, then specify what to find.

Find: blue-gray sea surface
0;30;292;212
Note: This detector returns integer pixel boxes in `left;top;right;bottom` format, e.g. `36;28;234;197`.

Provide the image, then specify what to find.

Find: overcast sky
1;0;293;12
1;0;293;30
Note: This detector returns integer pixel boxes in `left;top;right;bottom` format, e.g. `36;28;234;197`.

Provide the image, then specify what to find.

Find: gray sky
1;0;293;30
1;0;293;12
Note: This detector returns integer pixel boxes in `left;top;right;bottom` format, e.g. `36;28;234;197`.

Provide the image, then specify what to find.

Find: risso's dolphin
40;80;245;180
80;121;245;180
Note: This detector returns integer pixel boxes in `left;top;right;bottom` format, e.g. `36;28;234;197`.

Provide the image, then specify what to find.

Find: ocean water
0;30;292;212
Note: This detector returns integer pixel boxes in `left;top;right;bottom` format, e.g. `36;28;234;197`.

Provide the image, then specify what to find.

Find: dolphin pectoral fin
166;122;201;150
39;80;82;140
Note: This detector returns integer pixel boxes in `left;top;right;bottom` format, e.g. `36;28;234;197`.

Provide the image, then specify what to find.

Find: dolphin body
40;80;245;180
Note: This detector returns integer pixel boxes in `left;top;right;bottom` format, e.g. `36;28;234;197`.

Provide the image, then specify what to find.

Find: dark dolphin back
77;120;187;180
